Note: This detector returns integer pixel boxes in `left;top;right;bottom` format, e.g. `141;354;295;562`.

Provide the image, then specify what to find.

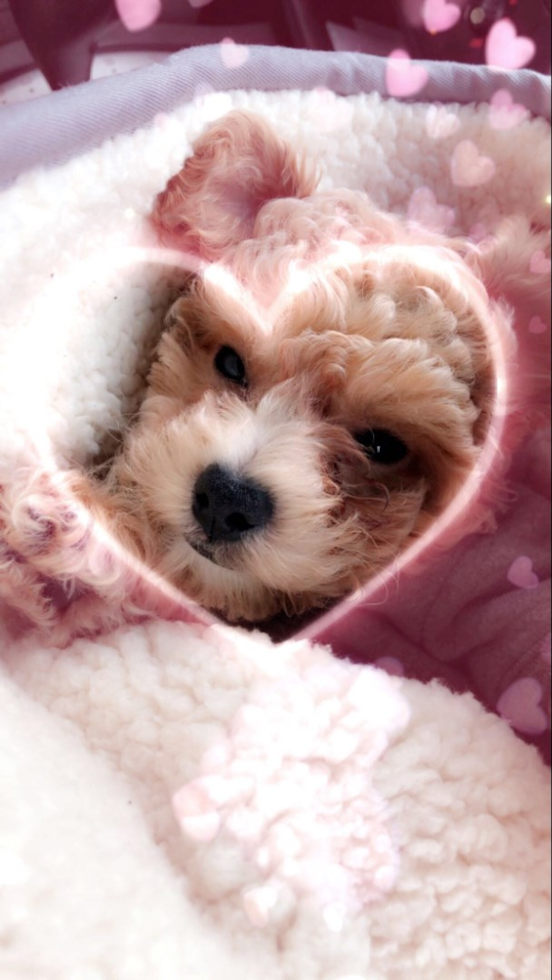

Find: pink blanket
318;422;551;760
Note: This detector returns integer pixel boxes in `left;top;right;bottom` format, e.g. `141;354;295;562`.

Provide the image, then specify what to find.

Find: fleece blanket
0;46;550;977
1;619;550;979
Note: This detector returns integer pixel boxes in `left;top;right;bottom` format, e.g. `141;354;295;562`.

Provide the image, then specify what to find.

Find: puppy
72;110;546;625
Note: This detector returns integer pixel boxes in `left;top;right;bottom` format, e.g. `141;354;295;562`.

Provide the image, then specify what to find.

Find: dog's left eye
214;346;247;386
355;429;409;465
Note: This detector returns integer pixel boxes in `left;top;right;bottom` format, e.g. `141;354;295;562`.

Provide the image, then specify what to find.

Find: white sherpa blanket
2;620;551;980
0;74;551;978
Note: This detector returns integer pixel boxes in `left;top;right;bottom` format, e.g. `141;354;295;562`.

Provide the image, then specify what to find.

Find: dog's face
114;111;504;623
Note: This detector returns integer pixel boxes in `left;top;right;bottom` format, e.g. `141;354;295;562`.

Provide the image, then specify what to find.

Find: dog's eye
355;429;409;465
214;346;247;386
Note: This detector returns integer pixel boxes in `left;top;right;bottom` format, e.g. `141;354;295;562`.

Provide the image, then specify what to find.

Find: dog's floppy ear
151;110;317;259
458;216;551;418
461;216;550;312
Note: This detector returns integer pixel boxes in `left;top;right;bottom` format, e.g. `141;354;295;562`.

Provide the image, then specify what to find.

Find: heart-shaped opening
1;231;509;645
2;100;547;650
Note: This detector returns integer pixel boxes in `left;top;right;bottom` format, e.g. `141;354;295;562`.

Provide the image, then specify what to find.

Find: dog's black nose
192;464;275;544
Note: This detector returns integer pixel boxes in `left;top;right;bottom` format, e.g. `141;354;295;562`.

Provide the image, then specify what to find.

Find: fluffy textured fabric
0;80;550;976
2;620;551;979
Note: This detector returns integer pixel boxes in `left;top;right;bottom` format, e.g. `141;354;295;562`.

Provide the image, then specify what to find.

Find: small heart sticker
220;38;250;69
425;105;461;140
422;0;461;34
507;555;540;589
408;187;456;233
374;657;406;678
530;250;552;275
528;316;548;335
497;678;548;735
386;50;429;98
115;0;161;31
485;18;536;69
451;141;496;187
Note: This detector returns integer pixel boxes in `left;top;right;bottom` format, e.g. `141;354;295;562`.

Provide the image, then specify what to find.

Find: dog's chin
184;536;244;573
156;533;280;623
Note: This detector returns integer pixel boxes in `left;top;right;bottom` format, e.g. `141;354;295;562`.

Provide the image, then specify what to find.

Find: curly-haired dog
2;111;548;638
80;110;549;624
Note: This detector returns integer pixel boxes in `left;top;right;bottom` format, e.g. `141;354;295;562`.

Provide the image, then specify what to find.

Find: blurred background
0;0;550;104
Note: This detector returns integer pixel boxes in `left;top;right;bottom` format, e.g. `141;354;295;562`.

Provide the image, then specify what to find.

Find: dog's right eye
355;428;409;465
214;346;247;387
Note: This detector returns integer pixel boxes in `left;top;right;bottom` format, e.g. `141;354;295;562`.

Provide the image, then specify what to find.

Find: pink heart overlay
530;250;552;276
422;0;461;34
451;141;496;188
308;88;355;133
485;18;536;70
488;89;529;130
507;556;540;589
408;187;456;233
114;0;161;31
374;657;406;678
220;38;250;69
152;112;171;129
497;678;548;735
528;316;548;335
425;105;461;140
386;50;429;98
